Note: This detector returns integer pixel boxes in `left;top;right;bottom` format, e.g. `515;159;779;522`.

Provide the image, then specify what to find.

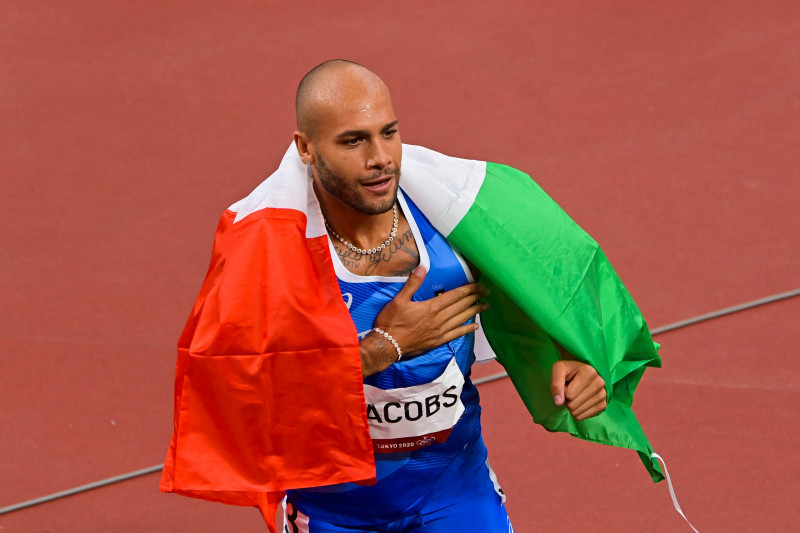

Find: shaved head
295;60;391;139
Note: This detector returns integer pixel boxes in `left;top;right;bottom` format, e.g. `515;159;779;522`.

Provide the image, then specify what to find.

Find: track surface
2;1;798;531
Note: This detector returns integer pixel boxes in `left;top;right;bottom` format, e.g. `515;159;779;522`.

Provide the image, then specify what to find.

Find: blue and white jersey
287;190;487;522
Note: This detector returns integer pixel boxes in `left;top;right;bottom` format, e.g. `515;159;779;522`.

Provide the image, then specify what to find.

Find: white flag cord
651;452;700;532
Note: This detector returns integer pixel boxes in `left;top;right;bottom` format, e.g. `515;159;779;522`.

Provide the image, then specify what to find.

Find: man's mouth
360;173;396;192
362;176;392;187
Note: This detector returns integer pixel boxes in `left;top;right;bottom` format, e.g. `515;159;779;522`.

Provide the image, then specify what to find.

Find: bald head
295;60;392;139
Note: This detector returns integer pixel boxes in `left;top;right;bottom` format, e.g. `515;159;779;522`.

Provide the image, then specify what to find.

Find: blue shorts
282;447;514;533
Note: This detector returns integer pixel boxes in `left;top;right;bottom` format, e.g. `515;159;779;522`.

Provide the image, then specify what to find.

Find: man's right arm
360;266;487;378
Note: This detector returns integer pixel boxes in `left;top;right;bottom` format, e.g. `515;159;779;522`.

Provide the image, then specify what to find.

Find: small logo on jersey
342;293;353;309
432;283;445;296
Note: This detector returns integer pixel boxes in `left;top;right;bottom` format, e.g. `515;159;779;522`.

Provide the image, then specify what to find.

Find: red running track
2;1;798;531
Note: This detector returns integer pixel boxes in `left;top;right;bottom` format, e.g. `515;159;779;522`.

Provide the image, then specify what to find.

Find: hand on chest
331;192;475;334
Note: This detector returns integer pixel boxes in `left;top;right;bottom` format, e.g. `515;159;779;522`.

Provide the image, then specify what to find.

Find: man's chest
330;222;420;278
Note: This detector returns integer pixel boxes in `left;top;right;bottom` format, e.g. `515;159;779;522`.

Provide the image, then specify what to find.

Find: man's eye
344;138;361;146
384;129;398;137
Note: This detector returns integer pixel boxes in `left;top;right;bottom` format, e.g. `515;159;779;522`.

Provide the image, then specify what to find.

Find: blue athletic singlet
285;192;512;532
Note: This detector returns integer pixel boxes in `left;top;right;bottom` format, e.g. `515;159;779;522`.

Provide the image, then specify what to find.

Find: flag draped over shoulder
400;145;663;481
158;151;377;530
160;144;662;531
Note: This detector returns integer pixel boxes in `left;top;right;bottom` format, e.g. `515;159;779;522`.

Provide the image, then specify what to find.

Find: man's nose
366;139;393;169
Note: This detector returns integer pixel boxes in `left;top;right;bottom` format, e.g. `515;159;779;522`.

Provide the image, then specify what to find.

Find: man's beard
314;152;400;215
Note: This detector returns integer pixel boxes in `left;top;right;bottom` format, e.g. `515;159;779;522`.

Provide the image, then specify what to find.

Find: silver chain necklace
324;203;398;255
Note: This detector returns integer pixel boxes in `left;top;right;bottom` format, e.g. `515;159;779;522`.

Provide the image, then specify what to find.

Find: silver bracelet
372;327;403;362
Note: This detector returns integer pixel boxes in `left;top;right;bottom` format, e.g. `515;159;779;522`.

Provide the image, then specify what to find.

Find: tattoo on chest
335;228;420;276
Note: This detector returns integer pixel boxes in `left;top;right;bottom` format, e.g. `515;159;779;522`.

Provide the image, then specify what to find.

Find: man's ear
293;131;314;165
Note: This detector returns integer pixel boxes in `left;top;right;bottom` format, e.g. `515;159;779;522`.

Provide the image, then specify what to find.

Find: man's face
308;81;402;216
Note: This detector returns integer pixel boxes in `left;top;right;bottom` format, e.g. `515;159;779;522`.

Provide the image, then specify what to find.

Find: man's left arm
466;258;607;422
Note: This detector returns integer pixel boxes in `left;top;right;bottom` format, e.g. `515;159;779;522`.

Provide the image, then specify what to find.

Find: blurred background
2;1;798;531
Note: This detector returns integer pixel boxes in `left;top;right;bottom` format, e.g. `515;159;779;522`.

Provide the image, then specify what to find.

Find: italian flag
160;144;662;531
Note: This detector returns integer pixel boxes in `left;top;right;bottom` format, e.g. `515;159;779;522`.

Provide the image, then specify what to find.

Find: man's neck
315;186;420;278
315;187;396;252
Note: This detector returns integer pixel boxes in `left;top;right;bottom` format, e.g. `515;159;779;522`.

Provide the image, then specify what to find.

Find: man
160;60;660;532
289;60;608;531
